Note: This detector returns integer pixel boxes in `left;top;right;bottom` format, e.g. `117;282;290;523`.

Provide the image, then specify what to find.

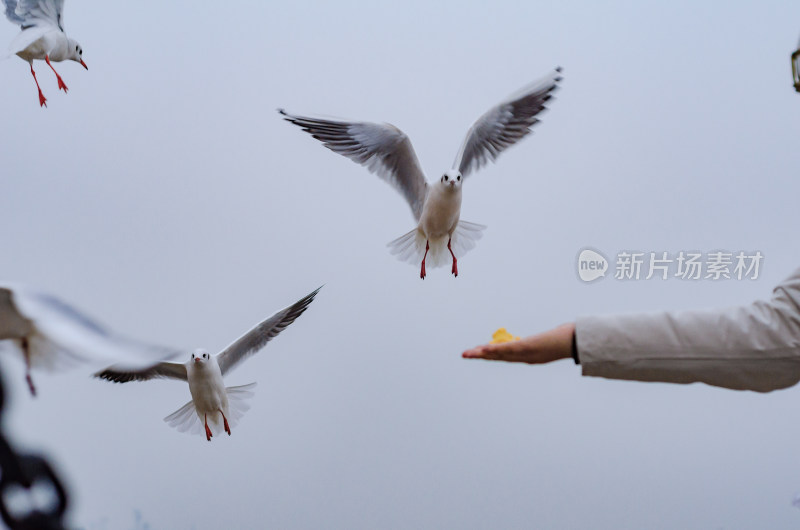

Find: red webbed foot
30;65;47;107
221;410;231;436
45;55;68;93
22;338;36;396
25;373;37;397
204;414;213;441
447;239;458;277
420;241;429;280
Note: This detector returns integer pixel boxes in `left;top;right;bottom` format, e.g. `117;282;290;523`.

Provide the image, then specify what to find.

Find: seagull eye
444;175;448;181
457;175;461;181
191;353;195;359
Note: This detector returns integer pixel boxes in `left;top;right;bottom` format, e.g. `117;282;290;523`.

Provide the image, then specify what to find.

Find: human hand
462;323;576;364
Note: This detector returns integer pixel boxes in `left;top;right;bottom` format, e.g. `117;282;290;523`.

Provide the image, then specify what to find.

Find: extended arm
463;267;800;393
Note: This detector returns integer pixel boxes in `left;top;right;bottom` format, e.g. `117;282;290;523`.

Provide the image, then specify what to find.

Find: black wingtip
292;286;322;316
555;66;563;73
93;369;116;383
93;367;133;384
277;108;287;116
305;285;323;303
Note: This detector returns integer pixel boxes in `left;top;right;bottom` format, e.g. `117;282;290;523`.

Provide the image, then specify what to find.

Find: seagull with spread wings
280;67;562;279
0;284;180;397
95;287;321;442
2;0;87;107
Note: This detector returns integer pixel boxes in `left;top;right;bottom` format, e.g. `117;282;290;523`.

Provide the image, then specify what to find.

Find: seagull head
67;39;88;70
440;169;462;190
190;349;211;366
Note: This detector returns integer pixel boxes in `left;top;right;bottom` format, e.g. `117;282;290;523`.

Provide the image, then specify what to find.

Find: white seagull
94;287;321;442
279;67;562;279
3;0;87;107
0;284;180;396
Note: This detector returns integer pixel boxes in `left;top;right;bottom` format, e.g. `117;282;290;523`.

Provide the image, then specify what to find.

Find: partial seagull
94;287;321;442
0;284;180;396
279;67;562;279
3;0;87;107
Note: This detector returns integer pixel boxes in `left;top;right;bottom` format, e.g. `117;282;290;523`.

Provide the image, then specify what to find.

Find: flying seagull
0;284;180;396
3;0;87;107
95;287;321;442
279;67;562;279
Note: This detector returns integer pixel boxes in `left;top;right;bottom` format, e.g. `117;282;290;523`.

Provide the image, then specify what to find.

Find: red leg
21;338;36;397
204;413;212;441
45;55;68;93
420;241;429;280
447;238;458;277
29;64;47;107
220;409;231;436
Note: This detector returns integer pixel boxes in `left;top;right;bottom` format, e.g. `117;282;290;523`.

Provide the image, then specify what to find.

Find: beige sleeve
575;268;800;392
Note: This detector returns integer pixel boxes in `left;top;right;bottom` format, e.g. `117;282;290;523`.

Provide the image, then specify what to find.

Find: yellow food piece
490;328;520;344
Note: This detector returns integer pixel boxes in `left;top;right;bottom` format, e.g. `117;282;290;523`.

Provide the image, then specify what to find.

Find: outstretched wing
94;361;188;383
279;110;428;221
2;284;182;371
3;0;64;30
216;287;321;376
2;0;24;25
453;67;562;179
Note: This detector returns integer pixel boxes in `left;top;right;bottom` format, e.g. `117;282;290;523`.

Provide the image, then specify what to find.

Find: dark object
0;371;69;529
793;47;800;92
571;330;580;365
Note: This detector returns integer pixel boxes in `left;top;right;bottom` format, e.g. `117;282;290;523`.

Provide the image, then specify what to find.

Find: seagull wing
216;287;321;376
453;67;562;179
3;0;64;30
279;110;428;221
94;361;188;383
2;284;182;371
2;0;24;25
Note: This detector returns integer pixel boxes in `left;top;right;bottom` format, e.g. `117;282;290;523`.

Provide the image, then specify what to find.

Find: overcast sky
2;0;800;528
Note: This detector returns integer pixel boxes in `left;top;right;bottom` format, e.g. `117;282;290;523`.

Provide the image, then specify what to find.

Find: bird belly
420;192;460;239
16;44;43;63
16;31;64;62
188;373;228;417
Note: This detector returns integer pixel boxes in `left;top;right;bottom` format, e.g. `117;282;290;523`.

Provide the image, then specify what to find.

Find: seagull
0;284;180;397
279;67;562;279
3;0;87;107
94;287;321;442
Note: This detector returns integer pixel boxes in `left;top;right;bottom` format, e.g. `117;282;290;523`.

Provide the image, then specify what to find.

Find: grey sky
1;0;800;528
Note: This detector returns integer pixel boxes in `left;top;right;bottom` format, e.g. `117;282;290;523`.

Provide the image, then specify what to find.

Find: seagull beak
80;59;88;70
